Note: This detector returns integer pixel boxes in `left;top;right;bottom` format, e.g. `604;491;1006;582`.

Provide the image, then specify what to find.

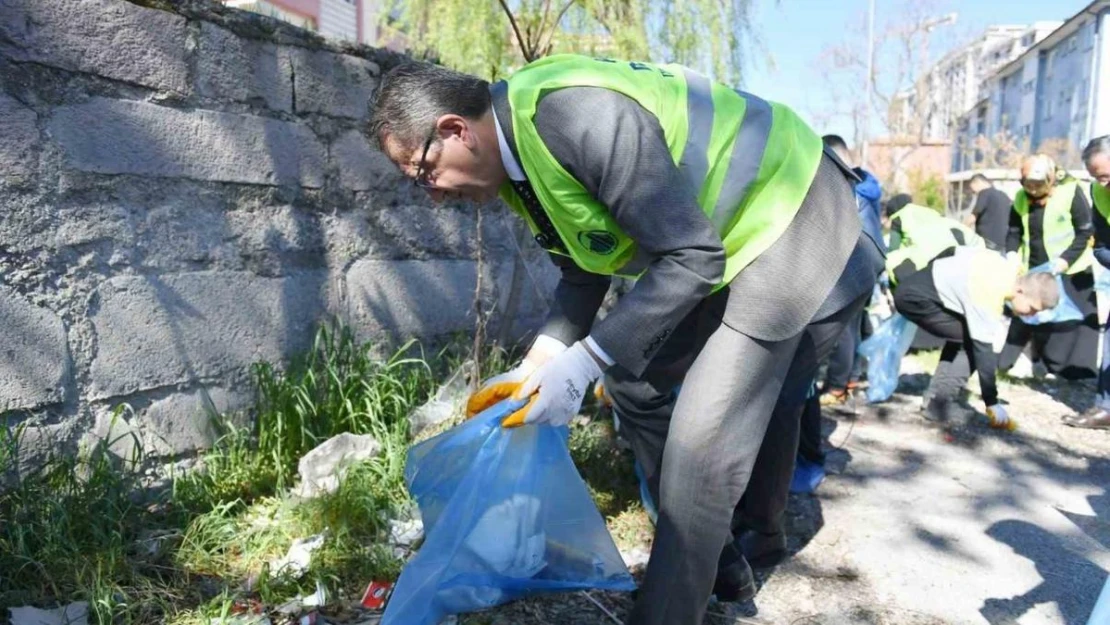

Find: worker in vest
885;202;984;288
1000;154;1099;380
368;56;885;624
894;246;1058;426
1065;136;1110;429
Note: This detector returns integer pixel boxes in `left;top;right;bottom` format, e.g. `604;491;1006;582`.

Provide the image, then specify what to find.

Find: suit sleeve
963;290;1006;407
1060;189;1094;268
970;339;1000;407
1006;204;1023;255
533;86;725;377
536;252;611;346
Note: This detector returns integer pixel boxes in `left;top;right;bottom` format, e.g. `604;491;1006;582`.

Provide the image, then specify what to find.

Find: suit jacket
491;81;882;377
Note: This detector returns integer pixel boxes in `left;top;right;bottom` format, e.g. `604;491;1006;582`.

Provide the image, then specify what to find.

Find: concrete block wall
0;0;557;469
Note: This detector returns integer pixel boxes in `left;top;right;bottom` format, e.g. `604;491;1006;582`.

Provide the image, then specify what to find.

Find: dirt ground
454;355;1110;625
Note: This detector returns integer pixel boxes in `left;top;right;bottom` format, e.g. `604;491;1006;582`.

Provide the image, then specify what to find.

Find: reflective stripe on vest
712;89;773;231
1014;181;1092;274
884;204;981;284
499;54;822;286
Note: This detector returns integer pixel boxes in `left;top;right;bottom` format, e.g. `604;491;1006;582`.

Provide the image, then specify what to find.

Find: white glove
467;335;566;417
509;341;603;427
1051;258;1069;275
986;404;1015;430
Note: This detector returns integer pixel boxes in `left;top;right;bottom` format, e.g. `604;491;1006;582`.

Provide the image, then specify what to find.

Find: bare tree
952;123;1029;170
812;0;959;191
1036;137;1084;170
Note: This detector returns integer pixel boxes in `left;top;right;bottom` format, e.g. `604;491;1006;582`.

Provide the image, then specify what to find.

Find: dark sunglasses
413;126;437;189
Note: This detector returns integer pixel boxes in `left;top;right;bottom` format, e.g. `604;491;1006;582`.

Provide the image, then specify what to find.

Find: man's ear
436;114;471;146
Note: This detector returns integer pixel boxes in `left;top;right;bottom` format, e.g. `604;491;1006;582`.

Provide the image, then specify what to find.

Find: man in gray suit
368;57;884;625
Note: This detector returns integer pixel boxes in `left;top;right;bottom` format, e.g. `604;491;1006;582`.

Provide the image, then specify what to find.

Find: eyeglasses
413;127;437;189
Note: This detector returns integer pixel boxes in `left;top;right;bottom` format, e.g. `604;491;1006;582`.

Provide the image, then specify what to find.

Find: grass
0;325;646;623
0;412;190;623
566;415;654;551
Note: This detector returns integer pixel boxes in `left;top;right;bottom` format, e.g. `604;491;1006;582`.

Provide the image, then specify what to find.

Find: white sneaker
1008;354;1035;379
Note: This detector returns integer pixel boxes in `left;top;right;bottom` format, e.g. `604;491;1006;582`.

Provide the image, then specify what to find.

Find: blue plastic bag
1096;265;1110;296
382;400;636;625
858;313;917;403
1020;263;1082;325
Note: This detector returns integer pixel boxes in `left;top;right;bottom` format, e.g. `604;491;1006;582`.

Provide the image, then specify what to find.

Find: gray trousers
615;285;871;625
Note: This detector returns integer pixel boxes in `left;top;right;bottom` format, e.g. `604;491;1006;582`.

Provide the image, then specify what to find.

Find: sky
741;0;1093;141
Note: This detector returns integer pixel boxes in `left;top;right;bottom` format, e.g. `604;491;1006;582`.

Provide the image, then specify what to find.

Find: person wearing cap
1064;136;1110;429
369;56;885;624
999;154;1099;380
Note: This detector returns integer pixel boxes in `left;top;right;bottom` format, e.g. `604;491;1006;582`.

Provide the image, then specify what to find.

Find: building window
1045;98;1053;120
1022;33;1035;46
1023;80;1035;94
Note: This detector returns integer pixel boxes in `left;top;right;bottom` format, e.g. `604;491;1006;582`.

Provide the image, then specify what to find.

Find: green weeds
0;325;644;623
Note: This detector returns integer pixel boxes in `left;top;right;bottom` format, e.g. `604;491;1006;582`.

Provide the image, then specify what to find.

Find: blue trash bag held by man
1020;262;1083;325
382;400;636;625
858;313;918;403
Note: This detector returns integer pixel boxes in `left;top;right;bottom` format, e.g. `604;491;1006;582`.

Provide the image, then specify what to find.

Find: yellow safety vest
500;54;823;287
1013;181;1093;274
885;204;982;284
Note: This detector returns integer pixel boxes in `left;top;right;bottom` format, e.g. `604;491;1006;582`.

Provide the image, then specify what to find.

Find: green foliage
0;326;452;621
906;169;947;213
174;324;436;510
567;415;638;518
0;324;642;622
382;0;760;83
0;410;187;623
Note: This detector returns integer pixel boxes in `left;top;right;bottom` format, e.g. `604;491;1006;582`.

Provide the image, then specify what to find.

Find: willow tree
379;0;761;84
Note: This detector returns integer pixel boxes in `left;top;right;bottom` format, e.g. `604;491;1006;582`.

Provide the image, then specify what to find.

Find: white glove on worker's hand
502;342;603;428
1051;257;1069;275
466;335;567;417
986;404;1016;431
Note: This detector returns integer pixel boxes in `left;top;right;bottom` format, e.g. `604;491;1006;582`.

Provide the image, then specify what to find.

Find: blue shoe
634;459;659;524
790;456;826;494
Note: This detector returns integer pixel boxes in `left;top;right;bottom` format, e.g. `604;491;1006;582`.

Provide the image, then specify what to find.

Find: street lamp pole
862;0;875;168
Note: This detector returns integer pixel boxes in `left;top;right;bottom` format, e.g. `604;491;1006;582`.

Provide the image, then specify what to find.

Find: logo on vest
577;230;618;255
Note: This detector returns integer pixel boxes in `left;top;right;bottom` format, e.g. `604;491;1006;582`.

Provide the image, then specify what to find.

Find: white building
953;0;1110;171
891;22;1061;142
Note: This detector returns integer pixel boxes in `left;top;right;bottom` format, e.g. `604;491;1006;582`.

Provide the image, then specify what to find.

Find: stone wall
0;0;557;468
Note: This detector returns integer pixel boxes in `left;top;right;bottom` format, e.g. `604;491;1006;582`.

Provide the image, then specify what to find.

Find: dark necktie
509;178;566;253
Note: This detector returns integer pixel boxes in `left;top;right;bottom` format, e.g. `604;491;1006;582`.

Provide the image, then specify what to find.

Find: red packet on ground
360;580;393;609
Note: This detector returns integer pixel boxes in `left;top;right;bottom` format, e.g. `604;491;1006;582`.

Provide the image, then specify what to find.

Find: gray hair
367;62;491;153
1019;271;1060;310
1082;135;1110;166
